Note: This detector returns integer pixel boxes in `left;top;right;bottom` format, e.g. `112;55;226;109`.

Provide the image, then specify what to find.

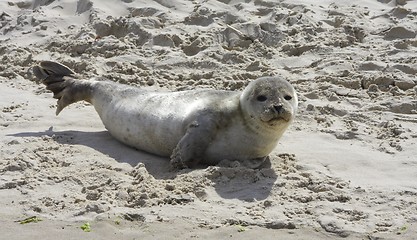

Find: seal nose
273;105;283;113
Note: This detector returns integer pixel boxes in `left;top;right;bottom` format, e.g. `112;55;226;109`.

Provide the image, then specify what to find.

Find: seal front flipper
170;115;218;169
33;61;93;115
242;156;271;169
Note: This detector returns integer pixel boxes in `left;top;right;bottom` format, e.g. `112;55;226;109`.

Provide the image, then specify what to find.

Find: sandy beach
1;0;417;239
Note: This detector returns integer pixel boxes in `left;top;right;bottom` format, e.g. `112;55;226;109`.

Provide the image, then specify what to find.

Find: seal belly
94;90;193;157
203;122;280;164
90;84;227;158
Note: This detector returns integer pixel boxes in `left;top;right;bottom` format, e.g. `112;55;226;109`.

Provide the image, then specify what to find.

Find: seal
33;61;298;169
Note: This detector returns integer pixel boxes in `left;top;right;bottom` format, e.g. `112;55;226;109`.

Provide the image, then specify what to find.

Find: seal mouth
266;115;291;124
261;108;292;124
259;114;292;127
270;115;290;122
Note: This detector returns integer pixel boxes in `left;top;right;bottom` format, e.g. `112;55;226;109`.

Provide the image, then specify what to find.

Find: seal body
33;61;297;168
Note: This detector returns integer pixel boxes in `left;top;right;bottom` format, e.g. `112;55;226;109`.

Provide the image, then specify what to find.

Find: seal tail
33;61;93;115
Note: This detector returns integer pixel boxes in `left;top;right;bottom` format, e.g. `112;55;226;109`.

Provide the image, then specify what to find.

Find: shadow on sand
10;128;277;201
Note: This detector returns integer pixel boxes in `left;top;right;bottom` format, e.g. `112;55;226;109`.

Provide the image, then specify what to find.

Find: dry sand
1;0;417;239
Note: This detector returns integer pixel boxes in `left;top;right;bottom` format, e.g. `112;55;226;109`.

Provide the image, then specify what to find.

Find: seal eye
257;95;267;102
284;95;292;101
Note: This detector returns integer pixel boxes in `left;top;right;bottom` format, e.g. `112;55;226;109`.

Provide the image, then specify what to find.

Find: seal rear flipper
34;61;75;78
33;61;93;115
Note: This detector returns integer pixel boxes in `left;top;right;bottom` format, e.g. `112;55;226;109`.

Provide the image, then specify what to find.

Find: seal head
240;76;297;132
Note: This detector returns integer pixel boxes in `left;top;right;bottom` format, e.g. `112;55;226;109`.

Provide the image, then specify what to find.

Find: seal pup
33;61;297;169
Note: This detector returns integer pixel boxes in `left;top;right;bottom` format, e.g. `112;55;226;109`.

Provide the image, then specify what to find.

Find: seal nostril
273;105;283;113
